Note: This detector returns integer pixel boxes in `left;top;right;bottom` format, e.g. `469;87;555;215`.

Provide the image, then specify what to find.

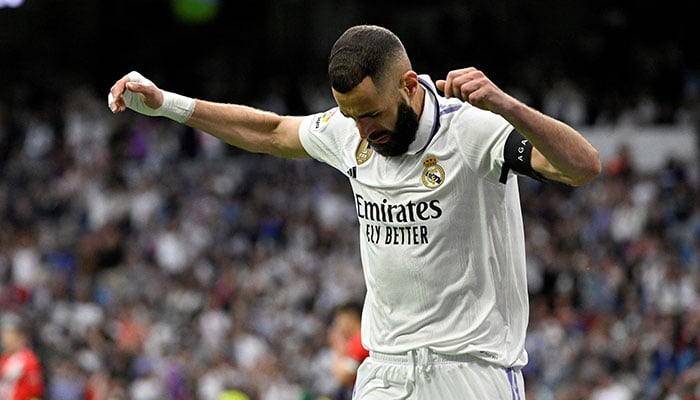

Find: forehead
332;76;394;118
334;312;359;324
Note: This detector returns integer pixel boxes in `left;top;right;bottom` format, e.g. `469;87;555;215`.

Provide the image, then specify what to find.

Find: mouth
369;134;390;145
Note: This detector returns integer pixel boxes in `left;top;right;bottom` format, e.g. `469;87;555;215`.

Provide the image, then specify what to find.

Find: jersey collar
405;75;441;155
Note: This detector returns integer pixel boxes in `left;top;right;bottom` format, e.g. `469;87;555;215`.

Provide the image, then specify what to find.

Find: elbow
570;150;602;186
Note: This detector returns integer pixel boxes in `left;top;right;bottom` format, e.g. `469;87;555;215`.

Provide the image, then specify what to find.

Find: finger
127;81;163;110
442;68;470;98
108;77;130;112
455;79;478;102
107;92;117;113
125;81;149;93
108;87;128;113
467;88;487;109
453;73;487;102
110;77;129;97
435;80;446;93
443;75;453;98
126;81;158;109
450;78;463;99
450;77;467;100
459;83;481;103
444;68;480;100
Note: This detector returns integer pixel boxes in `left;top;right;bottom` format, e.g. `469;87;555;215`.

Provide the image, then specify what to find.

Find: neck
411;85;426;119
4;345;23;354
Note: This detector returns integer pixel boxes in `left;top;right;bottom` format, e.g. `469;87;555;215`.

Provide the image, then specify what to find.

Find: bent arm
503;101;600;186
186;100;309;159
437;68;601;186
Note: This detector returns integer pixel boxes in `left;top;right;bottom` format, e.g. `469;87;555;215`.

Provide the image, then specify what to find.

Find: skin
327;311;363;386
109;65;600;186
1;327;25;354
436;68;600;185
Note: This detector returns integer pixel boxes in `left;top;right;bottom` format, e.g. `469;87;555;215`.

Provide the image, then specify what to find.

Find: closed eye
359;111;381;119
339;110;381;120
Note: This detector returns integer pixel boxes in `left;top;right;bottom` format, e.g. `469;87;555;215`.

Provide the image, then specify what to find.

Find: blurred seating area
0;1;699;399
0;77;697;400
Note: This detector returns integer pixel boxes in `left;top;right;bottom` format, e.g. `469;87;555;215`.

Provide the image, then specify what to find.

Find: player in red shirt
0;314;44;400
328;301;369;400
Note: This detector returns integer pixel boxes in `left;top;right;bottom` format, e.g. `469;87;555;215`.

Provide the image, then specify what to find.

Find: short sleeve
298;107;351;173
453;106;514;183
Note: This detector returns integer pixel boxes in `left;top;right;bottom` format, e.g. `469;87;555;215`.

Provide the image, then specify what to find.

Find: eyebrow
340;109;380;119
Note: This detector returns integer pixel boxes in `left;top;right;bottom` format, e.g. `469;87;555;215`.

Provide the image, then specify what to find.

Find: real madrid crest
421;156;445;189
355;139;373;165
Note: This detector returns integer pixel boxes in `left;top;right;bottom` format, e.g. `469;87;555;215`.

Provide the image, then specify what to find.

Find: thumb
125;81;163;110
435;80;446;93
125;81;151;94
122;84;163;115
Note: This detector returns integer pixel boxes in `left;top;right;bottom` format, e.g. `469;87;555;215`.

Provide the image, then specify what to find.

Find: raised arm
108;71;309;159
436;68;601;186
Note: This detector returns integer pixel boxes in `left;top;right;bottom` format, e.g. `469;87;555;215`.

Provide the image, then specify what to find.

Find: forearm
186;100;307;158
501;99;600;185
435;68;600;185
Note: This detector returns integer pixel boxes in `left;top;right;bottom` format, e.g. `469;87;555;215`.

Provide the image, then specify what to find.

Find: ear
401;71;420;97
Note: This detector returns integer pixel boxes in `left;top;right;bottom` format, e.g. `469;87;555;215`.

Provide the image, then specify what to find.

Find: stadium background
0;0;698;399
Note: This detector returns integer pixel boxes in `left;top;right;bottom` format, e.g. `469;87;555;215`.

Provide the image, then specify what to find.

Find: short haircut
333;300;364;320
328;25;409;93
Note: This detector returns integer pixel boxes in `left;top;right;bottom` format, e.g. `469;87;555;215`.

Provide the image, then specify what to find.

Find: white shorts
352;348;525;400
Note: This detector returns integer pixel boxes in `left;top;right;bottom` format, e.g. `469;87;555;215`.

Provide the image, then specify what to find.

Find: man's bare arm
437;68;601;186
187;100;307;158
108;71;309;159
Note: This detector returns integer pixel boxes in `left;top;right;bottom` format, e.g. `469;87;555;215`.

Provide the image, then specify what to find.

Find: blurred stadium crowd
1;1;699;400
0;76;697;400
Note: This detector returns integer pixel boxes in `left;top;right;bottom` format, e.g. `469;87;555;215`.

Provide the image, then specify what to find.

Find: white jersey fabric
298;75;529;368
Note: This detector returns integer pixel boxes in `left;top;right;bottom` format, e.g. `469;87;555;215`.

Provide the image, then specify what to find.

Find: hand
436;67;513;114
108;71;164;115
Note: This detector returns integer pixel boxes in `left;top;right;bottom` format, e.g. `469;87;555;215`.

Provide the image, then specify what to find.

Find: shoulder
440;101;512;158
298;107;360;169
298;107;357;148
447;103;510;132
301;107;355;137
346;332;369;361
19;349;41;366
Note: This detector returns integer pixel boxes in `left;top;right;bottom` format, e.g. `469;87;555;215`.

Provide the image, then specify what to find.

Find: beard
369;99;419;157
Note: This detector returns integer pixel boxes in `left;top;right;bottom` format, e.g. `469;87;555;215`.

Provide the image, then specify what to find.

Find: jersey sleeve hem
298;114;325;163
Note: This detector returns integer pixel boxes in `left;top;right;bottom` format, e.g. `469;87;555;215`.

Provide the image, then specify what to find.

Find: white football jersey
298;75;529;368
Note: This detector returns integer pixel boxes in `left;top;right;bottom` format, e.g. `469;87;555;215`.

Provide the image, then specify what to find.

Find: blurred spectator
0;313;44;400
327;301;369;400
47;359;85;400
590;371;634;400
605;143;634;180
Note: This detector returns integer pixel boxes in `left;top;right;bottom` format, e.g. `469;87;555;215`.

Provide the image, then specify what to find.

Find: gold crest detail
356;139;373;165
421;156;445;189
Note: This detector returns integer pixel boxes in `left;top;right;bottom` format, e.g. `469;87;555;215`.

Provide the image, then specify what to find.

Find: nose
356;118;377;139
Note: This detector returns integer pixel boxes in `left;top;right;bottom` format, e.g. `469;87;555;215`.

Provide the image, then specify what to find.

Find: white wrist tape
159;90;196;123
120;71;195;123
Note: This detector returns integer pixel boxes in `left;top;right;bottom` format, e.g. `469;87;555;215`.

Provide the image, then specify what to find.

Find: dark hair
333;300;364;320
328;25;408;93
